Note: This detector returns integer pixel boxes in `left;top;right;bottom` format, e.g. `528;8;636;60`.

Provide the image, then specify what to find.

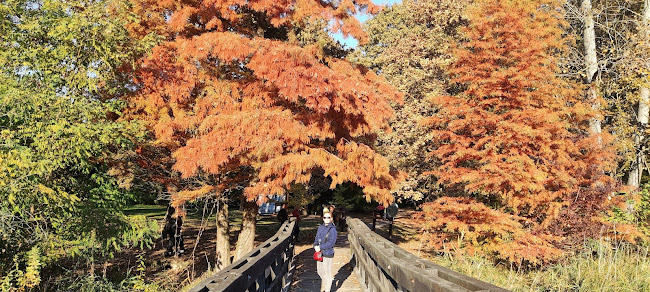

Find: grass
427;242;650;291
123;204;167;220
122;204;282;238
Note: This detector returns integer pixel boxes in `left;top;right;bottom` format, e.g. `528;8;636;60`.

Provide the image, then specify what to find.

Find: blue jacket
313;223;337;257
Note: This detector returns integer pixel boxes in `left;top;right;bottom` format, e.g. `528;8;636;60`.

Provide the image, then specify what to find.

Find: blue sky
332;0;402;48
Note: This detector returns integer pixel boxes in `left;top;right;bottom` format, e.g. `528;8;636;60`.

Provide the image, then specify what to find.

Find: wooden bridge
188;218;509;292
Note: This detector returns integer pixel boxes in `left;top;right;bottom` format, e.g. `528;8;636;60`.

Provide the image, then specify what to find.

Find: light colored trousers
317;256;334;292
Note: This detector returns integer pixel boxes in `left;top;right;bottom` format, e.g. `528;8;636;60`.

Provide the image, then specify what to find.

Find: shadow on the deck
332;260;354;292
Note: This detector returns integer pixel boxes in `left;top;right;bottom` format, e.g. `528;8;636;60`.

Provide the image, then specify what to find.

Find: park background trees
4;0;650;289
357;0;647;265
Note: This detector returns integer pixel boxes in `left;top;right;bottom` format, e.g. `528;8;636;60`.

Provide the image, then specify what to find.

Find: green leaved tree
0;0;158;288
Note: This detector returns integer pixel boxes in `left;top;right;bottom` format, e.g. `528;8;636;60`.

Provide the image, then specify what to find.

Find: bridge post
388;217;393;241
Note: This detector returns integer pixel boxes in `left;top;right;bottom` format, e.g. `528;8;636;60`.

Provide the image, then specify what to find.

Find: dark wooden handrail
188;218;296;292
347;218;510;292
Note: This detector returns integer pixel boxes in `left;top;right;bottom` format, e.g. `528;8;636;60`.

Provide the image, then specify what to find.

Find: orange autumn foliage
124;0;404;207
420;198;563;266
125;0;380;45
423;0;615;221
420;0;622;264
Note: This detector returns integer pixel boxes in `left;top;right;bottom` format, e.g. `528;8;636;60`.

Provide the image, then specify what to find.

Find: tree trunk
627;0;650;187
582;0;602;136
234;200;257;261
628;87;650;187
215;197;231;271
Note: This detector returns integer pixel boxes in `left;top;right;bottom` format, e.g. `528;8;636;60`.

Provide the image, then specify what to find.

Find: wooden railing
188;218;296;292
347;218;510;292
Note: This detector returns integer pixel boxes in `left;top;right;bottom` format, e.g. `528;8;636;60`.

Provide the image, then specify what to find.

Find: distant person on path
277;204;288;224
291;206;301;242
329;204;341;228
291;206;301;222
313;211;337;292
376;205;385;219
336;206;346;231
162;206;184;257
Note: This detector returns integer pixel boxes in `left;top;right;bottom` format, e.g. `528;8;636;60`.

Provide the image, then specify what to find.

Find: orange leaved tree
421;0;619;265
124;0;403;268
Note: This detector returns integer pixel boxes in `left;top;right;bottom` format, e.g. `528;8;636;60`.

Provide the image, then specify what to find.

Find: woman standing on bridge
313;211;337;292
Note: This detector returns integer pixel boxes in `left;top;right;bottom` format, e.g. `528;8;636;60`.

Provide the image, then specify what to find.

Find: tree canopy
124;0;405;208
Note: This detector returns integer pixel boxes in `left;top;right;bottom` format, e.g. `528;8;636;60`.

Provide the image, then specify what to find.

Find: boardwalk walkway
289;230;362;292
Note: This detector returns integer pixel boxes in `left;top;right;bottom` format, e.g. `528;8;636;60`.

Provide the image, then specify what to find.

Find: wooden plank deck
289;231;362;292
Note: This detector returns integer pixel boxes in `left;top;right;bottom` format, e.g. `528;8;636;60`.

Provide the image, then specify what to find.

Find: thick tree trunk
627;0;650;187
234;200;257;261
215;197;231;271
582;0;602;136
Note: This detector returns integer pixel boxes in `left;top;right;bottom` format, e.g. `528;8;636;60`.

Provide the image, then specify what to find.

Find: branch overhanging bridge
188;217;510;292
